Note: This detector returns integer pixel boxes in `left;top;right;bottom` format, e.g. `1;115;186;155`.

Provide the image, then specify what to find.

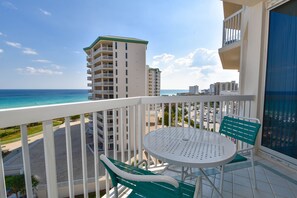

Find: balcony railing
222;9;242;47
0;95;255;198
94;64;113;72
93;47;113;56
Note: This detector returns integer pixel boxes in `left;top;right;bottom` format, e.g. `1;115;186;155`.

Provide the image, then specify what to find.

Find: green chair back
219;116;261;145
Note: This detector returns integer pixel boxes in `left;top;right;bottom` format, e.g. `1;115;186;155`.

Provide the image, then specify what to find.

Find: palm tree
5;174;39;198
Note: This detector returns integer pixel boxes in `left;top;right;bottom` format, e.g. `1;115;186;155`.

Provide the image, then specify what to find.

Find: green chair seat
228;154;247;164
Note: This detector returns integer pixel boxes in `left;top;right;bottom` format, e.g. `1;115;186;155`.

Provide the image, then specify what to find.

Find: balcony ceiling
219;42;240;70
222;0;263;7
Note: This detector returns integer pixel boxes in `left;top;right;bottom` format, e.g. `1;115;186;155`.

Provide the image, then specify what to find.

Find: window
126;70;128;75
116;94;118;98
126;78;128;84
115;69;118;75
116;86;118;92
126;86;128;92
115;61;117;67
125;43;128;50
126;61;128;67
115;42;117;49
116;78;118;83
115;52;117;58
126;94;128;98
125;53;128;59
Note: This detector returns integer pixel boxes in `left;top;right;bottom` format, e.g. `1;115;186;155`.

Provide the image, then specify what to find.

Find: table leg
199;168;223;198
194;175;202;198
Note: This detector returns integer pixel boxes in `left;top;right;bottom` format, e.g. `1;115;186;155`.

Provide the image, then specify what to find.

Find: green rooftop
83;35;148;51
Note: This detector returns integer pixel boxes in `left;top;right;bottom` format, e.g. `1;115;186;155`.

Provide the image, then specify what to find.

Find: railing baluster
127;107;131;165
20;124;33;198
133;106;137;166
148;104;151;132
175;103;178;127
188;102;191;128
169;103;171;127
220;101;223;123
200;102;204;129
155;104;158;130
103;110;110;198
0;141;6;198
161;103;164;128
138;104;142;161
214;101;217;132
182;103;185;127
65;117;74;198
207;102;210;130
43;120;58;198
92;113;100;198
80;115;88;198
120;108;124;162
194;102;197;128
113;109;117;160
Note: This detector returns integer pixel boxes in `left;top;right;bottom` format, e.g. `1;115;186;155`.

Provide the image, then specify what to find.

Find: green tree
5;174;39;198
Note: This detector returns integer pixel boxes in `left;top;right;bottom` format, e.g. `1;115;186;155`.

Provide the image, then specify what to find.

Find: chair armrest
100;154;179;188
237;146;254;153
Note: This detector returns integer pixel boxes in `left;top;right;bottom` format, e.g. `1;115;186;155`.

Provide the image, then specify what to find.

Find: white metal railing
94;64;113;72
222;9;242;47
0;95;255;198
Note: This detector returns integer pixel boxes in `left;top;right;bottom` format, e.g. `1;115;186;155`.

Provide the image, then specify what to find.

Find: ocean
0;89;187;109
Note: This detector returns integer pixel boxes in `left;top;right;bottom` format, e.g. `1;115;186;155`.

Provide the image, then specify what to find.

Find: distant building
147;67;161;96
189;85;199;95
84;35;148;150
213;81;238;95
209;84;215;95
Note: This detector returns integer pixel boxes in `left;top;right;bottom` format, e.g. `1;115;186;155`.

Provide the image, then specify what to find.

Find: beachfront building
219;0;297;166
147;67;161;97
84;35;148;150
189;85;199;95
211;81;238;95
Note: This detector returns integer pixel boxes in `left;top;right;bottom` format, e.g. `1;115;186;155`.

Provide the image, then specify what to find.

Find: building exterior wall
189;85;199;95
147;67;161;97
84;36;148;151
220;0;297;165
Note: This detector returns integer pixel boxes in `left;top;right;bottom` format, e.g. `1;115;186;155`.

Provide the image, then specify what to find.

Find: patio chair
219;115;261;189
100;154;196;198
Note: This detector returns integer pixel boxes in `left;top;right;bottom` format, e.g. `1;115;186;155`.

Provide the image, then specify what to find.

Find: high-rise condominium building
189;85;199;95
84;35;148;150
212;81;238;95
147;67;161;96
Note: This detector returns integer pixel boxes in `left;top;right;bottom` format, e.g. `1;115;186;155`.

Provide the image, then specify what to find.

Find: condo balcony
93;46;113;56
87;83;92;87
93;55;113;64
87;76;92;81
94;73;113;79
1;95;297;198
219;9;242;70
87;69;92;74
94;64;113;72
93;82;113;86
86;55;91;62
87;63;92;68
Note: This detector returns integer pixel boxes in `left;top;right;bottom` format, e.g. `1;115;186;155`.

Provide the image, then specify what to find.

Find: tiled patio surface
116;156;297;198
163;158;297;198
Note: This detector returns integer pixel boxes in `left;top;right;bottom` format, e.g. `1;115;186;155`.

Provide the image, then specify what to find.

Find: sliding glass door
262;0;297;161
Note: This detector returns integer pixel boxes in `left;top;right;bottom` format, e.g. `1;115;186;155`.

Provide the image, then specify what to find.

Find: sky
0;0;239;90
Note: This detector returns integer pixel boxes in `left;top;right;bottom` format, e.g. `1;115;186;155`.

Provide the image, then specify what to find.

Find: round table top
143;127;237;168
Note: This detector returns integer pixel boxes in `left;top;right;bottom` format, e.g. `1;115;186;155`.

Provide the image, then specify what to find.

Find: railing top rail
224;8;243;22
0;97;141;128
141;95;254;104
0;95;255;128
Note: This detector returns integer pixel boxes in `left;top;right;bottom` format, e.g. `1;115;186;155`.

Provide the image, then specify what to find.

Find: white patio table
143;127;236;197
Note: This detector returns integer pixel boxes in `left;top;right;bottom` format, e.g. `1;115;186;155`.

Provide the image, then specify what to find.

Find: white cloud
0;32;6;37
23;48;38;55
39;8;51;16
33;59;51;63
6;41;22;48
0;49;3;53
151;48;239;89
2;1;17;10
51;64;62;70
16;66;63;75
